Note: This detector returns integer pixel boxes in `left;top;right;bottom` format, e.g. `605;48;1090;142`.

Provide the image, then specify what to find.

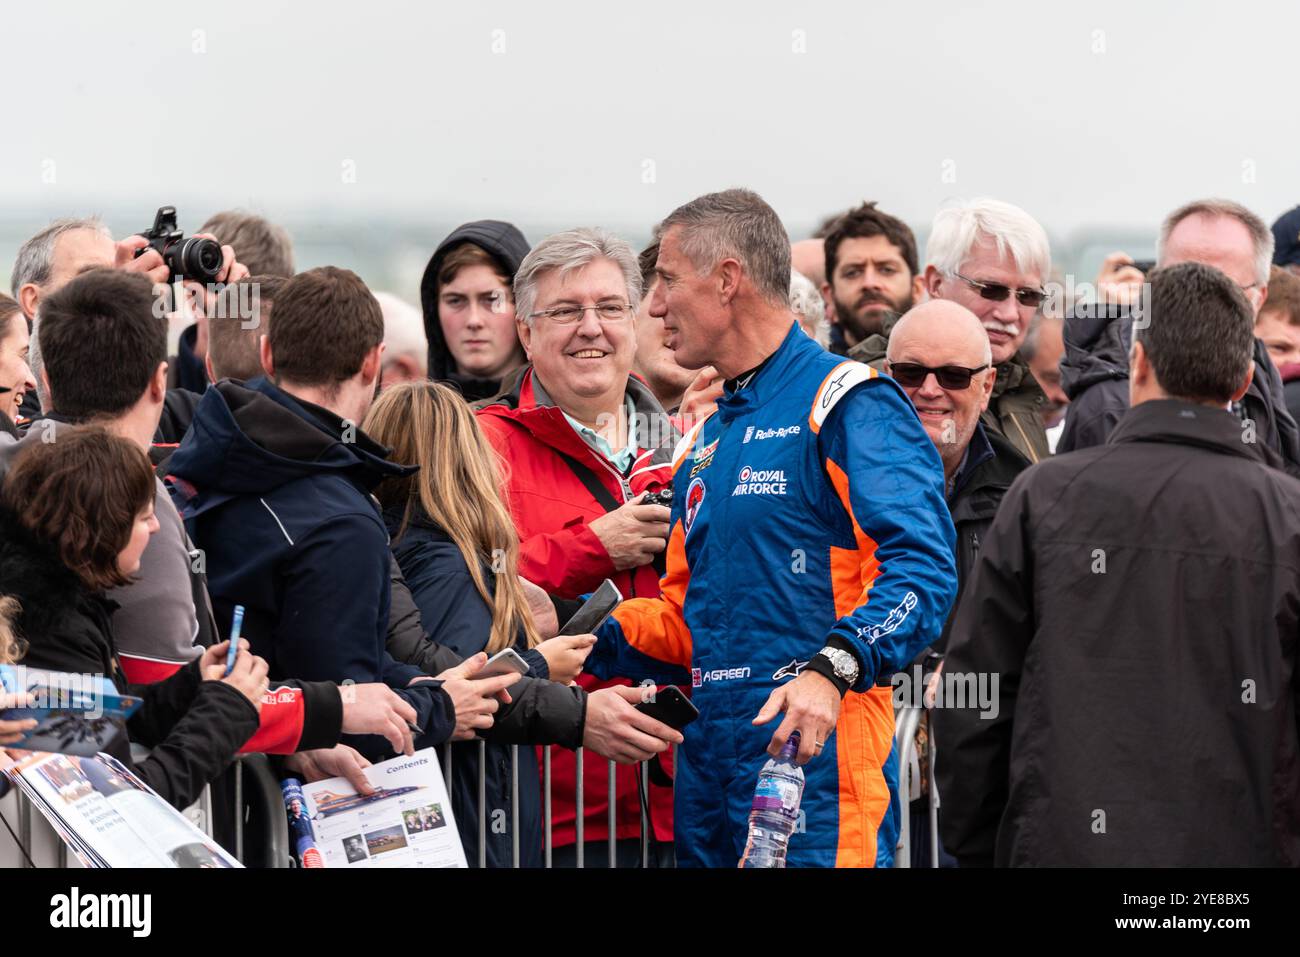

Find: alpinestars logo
820;368;854;409
772;659;808;681
855;591;919;644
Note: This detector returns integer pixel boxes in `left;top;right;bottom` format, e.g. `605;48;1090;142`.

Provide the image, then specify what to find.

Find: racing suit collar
717;322;806;423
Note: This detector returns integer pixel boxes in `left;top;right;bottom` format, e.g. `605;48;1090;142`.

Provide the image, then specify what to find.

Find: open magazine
3;750;241;868
297;748;467;868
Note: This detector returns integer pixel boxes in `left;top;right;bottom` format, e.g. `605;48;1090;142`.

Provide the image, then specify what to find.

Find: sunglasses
952;271;1047;308
889;362;990;390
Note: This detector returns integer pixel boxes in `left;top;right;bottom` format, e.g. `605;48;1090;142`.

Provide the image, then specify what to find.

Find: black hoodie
164;376;457;758
418;220;530;403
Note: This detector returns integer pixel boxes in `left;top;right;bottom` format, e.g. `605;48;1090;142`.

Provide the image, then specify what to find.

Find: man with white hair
852;199;1053;463
1060;199;1300;466
374;292;428;390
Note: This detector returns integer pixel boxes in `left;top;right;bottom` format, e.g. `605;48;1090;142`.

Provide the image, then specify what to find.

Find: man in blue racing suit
584;190;957;867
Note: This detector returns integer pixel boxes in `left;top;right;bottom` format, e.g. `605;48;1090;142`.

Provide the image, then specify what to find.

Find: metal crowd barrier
442;741;658;869
893;704;941;868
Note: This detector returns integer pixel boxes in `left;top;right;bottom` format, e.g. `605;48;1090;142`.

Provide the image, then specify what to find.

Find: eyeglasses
889;362;990;390
951;271;1047;308
530;301;632;324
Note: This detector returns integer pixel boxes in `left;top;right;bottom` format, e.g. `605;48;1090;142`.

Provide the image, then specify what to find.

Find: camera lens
176;237;224;282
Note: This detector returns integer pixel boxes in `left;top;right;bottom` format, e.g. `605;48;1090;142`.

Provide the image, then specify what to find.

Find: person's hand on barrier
519;576;559;639
589;492;671;571
285;744;374;795
582;686;683;764
435;652;522;740
752;671;840;765
0;693;36;745
678;364;724;427
535;634;596;685
340;682;417;756
201;639;269;713
1095;251;1146;307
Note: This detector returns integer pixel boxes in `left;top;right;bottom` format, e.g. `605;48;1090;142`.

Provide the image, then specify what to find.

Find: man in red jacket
478;227;681;865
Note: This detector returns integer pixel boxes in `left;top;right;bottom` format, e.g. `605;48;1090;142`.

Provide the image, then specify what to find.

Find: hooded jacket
419;221;531;403
935;399;1300;866
1059;302;1300;468
478;366;679;848
164;376;456;757
0;507;259;811
848;313;1051;464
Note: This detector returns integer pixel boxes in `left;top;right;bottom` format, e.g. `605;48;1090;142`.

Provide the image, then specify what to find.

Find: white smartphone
475;647;531;679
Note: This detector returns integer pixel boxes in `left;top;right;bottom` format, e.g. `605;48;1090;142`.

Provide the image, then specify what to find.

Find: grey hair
514;227;641;325
11;217;112;300
926;198;1051;282
374;291;427;367
658;188;791;306
789;271;830;349
1157;198;1274;287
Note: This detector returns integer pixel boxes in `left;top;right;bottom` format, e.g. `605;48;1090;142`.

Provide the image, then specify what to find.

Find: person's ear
151;361;167;403
911;272;926;306
1230;360;1255;403
516;319;533;360
204;352;216;384
359;343;384;387
18;283;40;321
259;334;274;378
718;258;743;305
922;265;944;300
38;367;51;411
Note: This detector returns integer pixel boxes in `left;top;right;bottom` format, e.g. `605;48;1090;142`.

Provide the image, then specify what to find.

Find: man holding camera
10;212;247;420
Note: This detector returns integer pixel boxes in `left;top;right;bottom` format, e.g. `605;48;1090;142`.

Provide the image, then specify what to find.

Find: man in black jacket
935;262;1300;866
1060;198;1300;470
167;267;519;760
883;300;1031;865
7;269;426;782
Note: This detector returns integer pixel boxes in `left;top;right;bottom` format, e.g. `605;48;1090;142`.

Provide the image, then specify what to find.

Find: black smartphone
1129;259;1156;273
558;579;622;636
635;685;699;730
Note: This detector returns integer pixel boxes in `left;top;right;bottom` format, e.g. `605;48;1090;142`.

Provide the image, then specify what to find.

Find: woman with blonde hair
366;380;594;867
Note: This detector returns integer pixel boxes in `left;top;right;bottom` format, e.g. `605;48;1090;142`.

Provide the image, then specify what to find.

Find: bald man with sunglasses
883;299;1032;864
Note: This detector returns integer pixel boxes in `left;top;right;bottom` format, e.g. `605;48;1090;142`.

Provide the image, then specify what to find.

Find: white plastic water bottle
739;731;805;868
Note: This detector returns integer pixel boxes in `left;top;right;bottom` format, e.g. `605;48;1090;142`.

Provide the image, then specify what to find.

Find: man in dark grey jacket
936;262;1300;866
1060;198;1300;470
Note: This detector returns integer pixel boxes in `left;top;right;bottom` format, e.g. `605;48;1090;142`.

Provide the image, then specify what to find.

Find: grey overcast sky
2;0;1297;244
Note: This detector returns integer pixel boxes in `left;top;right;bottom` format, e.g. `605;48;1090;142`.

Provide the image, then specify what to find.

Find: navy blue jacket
164;377;456;757
386;507;549;866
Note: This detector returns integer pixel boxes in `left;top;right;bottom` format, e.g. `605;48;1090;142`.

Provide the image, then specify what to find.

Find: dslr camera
136;206;224;283
643;486;673;508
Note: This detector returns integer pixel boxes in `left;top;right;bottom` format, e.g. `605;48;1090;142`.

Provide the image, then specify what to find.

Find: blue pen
225;605;245;676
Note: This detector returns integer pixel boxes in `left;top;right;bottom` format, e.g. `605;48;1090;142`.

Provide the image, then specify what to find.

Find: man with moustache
822;202;923;355
852;199;1053;463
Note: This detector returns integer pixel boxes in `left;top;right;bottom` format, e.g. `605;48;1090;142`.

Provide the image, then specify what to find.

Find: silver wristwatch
818;646;860;686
